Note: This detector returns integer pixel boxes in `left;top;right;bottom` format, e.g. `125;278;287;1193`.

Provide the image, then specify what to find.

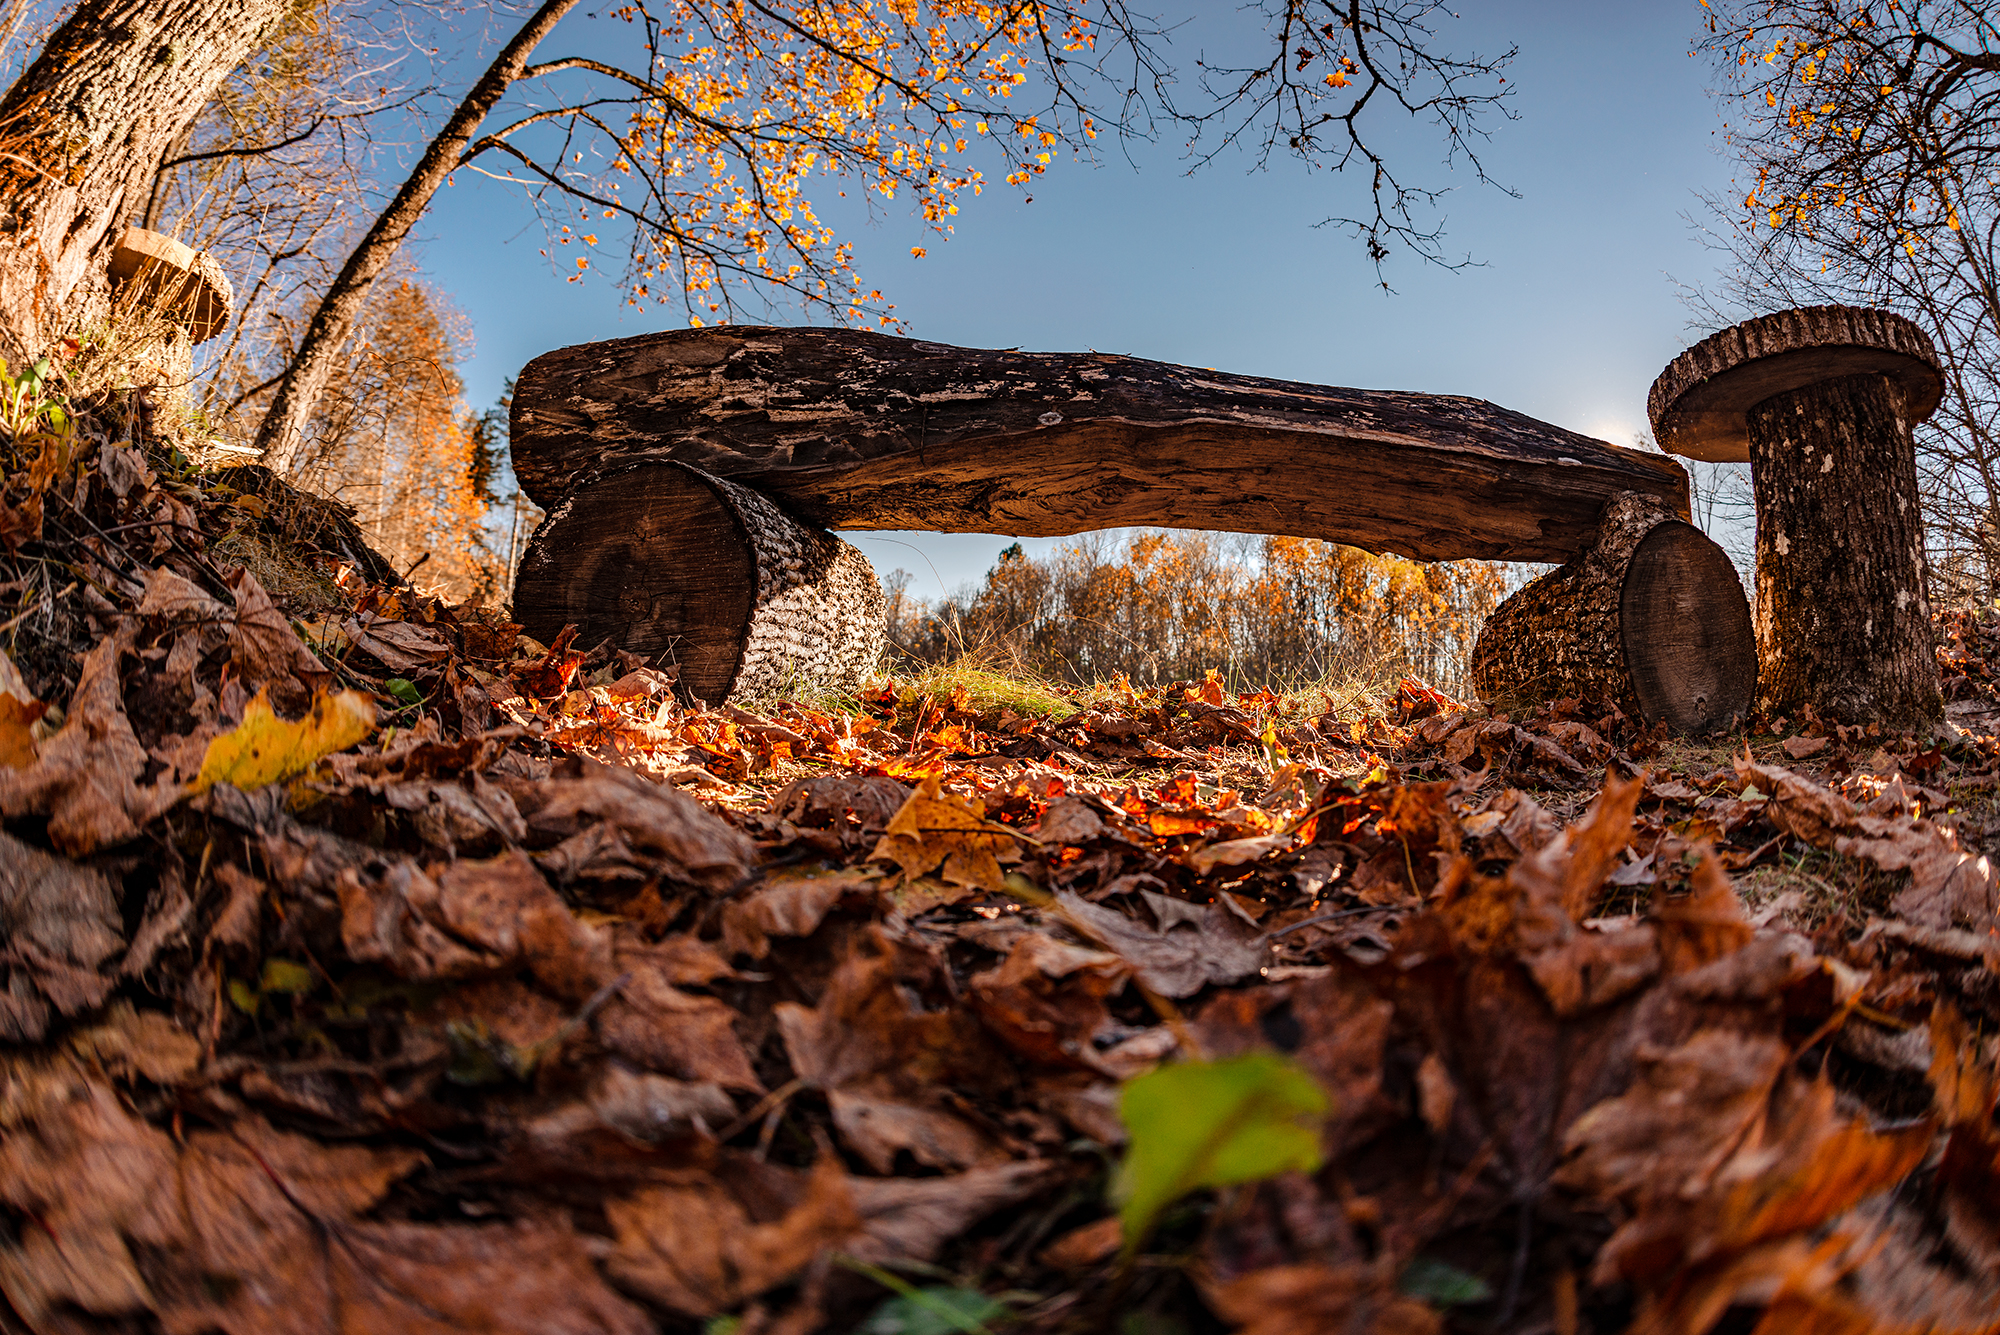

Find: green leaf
1113;1051;1328;1252
1120;1316;1192;1335
227;978;261;1016
702;1319;742;1335
1398;1256;1493;1307
258;958;314;995
385;678;423;707
858;1286;1007;1335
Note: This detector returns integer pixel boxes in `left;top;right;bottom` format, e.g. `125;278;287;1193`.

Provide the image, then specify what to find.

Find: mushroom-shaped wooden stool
1649;306;1944;725
108;228;232;342
107;228;233;431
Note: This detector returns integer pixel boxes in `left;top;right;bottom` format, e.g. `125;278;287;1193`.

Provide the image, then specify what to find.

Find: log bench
509;327;1752;724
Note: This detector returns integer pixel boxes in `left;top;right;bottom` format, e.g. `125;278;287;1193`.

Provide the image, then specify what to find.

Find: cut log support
510;327;1690;564
1649;306;1943;726
513;462;885;704
1470;494;1757;733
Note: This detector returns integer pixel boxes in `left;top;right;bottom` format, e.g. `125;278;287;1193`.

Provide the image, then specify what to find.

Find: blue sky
417;2;1744;601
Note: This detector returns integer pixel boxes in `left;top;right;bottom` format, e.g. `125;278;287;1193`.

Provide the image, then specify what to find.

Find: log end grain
512;462;885;705
1619;522;1756;732
1471;494;1755;733
514;463;756;703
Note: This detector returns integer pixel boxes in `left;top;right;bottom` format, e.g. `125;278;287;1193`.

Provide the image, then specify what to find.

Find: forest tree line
884;534;1512;696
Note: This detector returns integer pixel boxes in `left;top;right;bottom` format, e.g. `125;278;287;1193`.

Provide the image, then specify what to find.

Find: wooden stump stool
1470;493;1756;732
1648;306;1944;726
108;229;232;342
107;228;232;429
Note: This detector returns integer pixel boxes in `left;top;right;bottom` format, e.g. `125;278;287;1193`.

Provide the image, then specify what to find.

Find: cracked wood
510;327;1692;564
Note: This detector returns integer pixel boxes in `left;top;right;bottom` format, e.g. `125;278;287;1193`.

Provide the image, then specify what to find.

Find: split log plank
511;327;1691;564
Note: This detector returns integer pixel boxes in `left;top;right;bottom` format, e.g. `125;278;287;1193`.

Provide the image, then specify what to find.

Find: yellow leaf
870;774;1013;892
191;688;375;794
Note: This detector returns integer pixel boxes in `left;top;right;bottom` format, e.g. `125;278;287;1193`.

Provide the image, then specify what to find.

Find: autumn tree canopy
1697;0;2000;598
204;0;1517;469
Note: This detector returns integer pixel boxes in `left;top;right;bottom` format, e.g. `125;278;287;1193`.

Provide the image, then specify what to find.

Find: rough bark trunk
0;0;289;359
252;0;580;473
1746;372;1942;725
1470;493;1756;733
512;462;885;704
509;327;1691;564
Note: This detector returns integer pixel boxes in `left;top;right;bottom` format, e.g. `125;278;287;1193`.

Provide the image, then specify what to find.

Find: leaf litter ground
8;433;2000;1332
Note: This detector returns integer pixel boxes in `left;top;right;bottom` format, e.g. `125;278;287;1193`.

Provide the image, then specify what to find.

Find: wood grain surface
511;326;1691;564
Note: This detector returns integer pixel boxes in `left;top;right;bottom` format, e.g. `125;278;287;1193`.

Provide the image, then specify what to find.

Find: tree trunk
512;462;885;704
0;0;290;359
509;327;1692;564
1747;372;1942;725
252;0;580;474
1470;493;1756;733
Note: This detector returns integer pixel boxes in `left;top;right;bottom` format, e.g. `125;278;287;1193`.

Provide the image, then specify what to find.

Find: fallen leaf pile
4;417;2000;1332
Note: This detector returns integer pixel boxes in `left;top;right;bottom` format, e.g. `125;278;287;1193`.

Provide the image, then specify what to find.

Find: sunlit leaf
1114;1052;1328;1250
871;774;1014;892
191;688;375;794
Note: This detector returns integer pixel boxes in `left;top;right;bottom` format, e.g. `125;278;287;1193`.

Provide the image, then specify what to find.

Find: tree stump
1649;306;1944;726
1470;493;1756;733
512;462;885;704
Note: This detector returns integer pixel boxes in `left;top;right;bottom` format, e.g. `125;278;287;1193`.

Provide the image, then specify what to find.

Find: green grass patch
893;659;1078;721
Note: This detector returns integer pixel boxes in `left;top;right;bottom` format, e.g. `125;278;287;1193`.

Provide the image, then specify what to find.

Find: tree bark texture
1746;372;1942;725
510;327;1692;564
1470;493;1756;733
0;0;289;358
254;0;581;472
512;461;885;704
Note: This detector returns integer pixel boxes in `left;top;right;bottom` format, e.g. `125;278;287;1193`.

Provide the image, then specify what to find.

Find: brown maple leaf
776;934;1014;1172
0;630;180;854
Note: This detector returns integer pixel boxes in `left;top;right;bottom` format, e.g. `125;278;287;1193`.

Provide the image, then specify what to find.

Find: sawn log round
512;462;885;705
1472;495;1755;733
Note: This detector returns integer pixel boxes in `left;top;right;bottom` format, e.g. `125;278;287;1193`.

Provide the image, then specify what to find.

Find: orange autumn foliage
889;530;1510;693
301;280;500;601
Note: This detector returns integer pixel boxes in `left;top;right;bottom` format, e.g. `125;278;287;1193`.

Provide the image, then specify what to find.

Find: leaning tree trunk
1747;373;1941;725
252;0;580;473
1471;493;1756;733
512;462;885;704
0;0;290;358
